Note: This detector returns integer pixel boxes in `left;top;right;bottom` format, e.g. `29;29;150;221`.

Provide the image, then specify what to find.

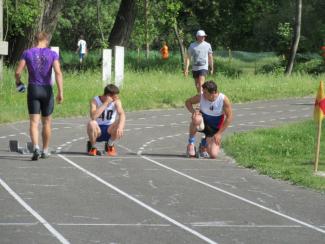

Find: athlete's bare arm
89;96;113;120
53;60;63;104
185;94;200;114
15;60;26;85
114;99;125;139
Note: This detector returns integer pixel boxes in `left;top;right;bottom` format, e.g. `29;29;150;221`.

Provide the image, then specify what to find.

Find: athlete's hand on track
116;126;124;139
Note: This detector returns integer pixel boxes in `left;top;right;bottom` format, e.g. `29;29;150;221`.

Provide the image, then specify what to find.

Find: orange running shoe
88;147;97;156
107;145;117;156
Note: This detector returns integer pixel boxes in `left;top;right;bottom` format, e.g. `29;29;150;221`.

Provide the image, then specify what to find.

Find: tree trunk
285;0;302;75
108;0;137;48
97;0;106;46
9;0;64;64
145;0;149;59
173;24;185;71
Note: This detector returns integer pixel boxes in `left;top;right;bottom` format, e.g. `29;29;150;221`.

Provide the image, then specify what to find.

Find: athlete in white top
185;80;232;158
87;84;125;156
76;35;87;64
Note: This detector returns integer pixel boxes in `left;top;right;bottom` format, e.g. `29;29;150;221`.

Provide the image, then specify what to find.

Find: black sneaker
31;149;41;161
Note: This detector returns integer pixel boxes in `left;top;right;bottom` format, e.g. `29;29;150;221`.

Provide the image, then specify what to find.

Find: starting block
9;140;33;154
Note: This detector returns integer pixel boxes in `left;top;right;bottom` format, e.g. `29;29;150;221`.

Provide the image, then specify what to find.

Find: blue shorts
79;53;85;60
96;124;111;142
192;69;208;78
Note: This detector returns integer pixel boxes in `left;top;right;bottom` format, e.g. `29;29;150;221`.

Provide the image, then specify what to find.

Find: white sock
33;145;40;151
43;148;48;154
108;138;114;146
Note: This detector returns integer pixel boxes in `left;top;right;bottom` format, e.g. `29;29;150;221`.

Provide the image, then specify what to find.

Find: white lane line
0;177;70;244
58;154;218;244
139;155;325;234
57;223;171;227
0;222;38;226
54;223;314;228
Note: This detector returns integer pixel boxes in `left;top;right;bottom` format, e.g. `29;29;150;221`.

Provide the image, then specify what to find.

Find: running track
0;97;324;244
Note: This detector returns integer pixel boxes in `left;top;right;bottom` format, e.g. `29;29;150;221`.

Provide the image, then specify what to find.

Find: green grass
223;120;325;192
1;67;324;123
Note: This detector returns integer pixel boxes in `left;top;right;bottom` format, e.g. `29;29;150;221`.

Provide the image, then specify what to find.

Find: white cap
196;30;207;37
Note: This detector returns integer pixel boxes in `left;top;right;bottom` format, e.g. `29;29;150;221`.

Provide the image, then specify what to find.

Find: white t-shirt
188;41;213;71
77;39;87;54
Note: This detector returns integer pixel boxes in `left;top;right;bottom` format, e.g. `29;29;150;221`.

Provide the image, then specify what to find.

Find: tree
28;0;65;46
108;0;137;47
6;0;64;63
285;0;302;75
52;0;119;50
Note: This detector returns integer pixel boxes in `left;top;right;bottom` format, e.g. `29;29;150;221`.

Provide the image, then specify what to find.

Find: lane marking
58;154;218;244
0;222;38;226
0;177;70;244
137;155;325;234
54;223;316;228
56;223;171;227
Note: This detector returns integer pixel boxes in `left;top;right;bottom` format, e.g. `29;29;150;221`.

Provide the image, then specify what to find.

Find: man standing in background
184;30;214;94
76;35;87;64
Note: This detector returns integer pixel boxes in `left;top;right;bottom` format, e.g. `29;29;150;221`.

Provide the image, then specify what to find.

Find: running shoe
186;144;196;157
199;144;210;158
41;152;50;159
107;145;117;156
88;147;97;156
31;149;41;161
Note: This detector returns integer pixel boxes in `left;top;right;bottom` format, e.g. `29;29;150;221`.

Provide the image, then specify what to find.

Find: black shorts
200;124;219;137
27;84;54;116
192;69;208;78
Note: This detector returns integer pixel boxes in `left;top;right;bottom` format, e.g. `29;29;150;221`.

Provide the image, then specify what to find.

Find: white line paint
54;223;315;228
57;223;171;227
58;154;218;244
139;155;325;234
0;177;70;244
191;223;302;228
0;222;38;226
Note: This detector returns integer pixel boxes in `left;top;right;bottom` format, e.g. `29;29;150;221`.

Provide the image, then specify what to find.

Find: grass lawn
223;120;325;192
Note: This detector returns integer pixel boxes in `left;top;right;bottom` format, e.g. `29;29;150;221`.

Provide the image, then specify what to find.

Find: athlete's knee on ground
209;145;220;159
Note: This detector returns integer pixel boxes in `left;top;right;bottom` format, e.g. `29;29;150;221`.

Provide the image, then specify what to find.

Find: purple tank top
20;48;59;86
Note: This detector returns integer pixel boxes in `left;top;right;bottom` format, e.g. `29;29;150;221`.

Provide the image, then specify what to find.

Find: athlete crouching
87;84;125;156
185;80;233;158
